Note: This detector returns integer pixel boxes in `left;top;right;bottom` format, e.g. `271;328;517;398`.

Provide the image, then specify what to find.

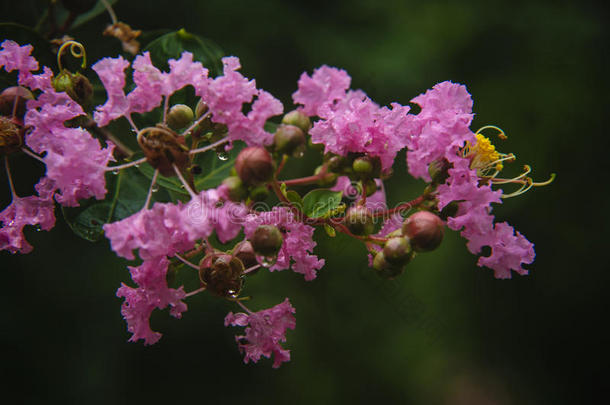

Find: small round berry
281;110;311;133
250;225;283;256
372;251;406;279
167;104;194;129
402;211;444;252
383;237;412;265
274;124;306;156
344;206;374;236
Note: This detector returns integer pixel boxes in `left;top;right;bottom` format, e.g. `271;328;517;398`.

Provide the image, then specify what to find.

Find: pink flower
292;65;351;116
225;298;296;368
0;40;39;85
295;66;414;171
0;178;56;254
477;222;535;279
117;257;187;345
203;57;283;146
244;207;324;281
25;88;115;207
92;56;131;127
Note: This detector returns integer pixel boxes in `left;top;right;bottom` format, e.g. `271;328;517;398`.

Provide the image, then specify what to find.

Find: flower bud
363;179;377;196
372;251;406;279
274;124;306;157
138;128;189;176
281;110;311;133
0;86;33;119
222;176;248;202
234;241;258;269
249;185;270;202
352;156;381;179
402;211;444;252
314;165;338;187
235;146;274;185
53;71;93;107
326;155;348;173
0;117;22;155
383;237;412;265
199;254;244;297
344;206;374;235
250;225;283;256
167;104;194;129
195;99;209;118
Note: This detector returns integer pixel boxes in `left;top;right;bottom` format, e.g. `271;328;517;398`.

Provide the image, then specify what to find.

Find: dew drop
257;255;277;268
112;170;119;175
152;186;159;193
217;151;229;161
134;164;140;168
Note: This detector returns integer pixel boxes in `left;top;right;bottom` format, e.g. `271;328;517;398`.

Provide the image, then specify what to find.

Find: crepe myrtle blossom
1;40;114;253
225;298;296;368
1;37;553;368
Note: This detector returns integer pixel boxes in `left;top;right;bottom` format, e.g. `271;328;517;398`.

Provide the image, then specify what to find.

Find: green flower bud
344;206;374;236
222;176;248;202
195;99;209;118
383;237;413;265
372;251;406;279
274;124;306;156
315;165;338;187
364;179;377;196
167;104;194;129
52;71;93;107
326;155;348;172
352;155;381;179
250;225;284;256
282;110;311;133
0;86;33;119
235;147;274;185
402;211;444;252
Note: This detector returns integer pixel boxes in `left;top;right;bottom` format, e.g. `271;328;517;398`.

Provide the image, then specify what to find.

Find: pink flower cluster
293;66;415;171
1;40;114;253
93;52;282;147
244;207;325;281
225;298;296;368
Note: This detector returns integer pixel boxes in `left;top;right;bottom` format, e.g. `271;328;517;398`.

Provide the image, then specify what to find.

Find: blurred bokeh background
1;0;607;403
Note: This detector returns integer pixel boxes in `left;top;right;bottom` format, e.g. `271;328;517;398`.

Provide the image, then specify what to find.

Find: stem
280;166;327;187
21;148;45;163
126;115;139;133
185;287;206;298
4;156;17;199
173;164;198;199
105;157;147;172
183;111;211;137
101;0;118;25
275;155;288;177
175;253;200;270
188;136;227;155
162;96;169;125
371;195;427;218
143;169;158;210
243;264;261;275
237;300;253;314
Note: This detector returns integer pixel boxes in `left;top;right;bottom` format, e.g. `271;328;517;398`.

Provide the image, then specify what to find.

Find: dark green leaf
144;28;224;76
302;189;343;219
193;142;243;190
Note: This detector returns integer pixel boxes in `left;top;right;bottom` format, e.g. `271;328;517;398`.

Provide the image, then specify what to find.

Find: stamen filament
185;286;206;298
501;178;533;198
105;156;147;172
173;164;198;199
21;148;45;163
4;156;17;199
490;165;531;184
476;125;507;140
532;173;556;186
189;137;228;155
143;169;158;210
175;253;200;270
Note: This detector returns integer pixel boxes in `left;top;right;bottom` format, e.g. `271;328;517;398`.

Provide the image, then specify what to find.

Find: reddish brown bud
235;146;274;185
198;254;244;298
138;127;189;177
250;225;283;256
0;86;33;120
344;206;374;236
0;116;23;155
402;211;444;252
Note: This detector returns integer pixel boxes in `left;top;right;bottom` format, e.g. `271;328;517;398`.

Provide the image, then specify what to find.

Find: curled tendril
476;125;507;140
57;41;87;71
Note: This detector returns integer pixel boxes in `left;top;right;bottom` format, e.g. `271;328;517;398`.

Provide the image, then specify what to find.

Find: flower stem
105;157;147;172
4;156;17;199
189;137;228;155
175;253;200;270
143;169;158;210
173;164;198;199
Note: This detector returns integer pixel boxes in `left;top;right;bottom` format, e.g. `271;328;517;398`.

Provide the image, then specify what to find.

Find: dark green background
1;0;607;403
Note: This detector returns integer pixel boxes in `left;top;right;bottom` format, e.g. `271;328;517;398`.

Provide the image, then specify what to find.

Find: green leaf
193;142;244;190
286;190;303;207
62;167;171;241
302;189;343;219
144;28;224;77
72;0;119;29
